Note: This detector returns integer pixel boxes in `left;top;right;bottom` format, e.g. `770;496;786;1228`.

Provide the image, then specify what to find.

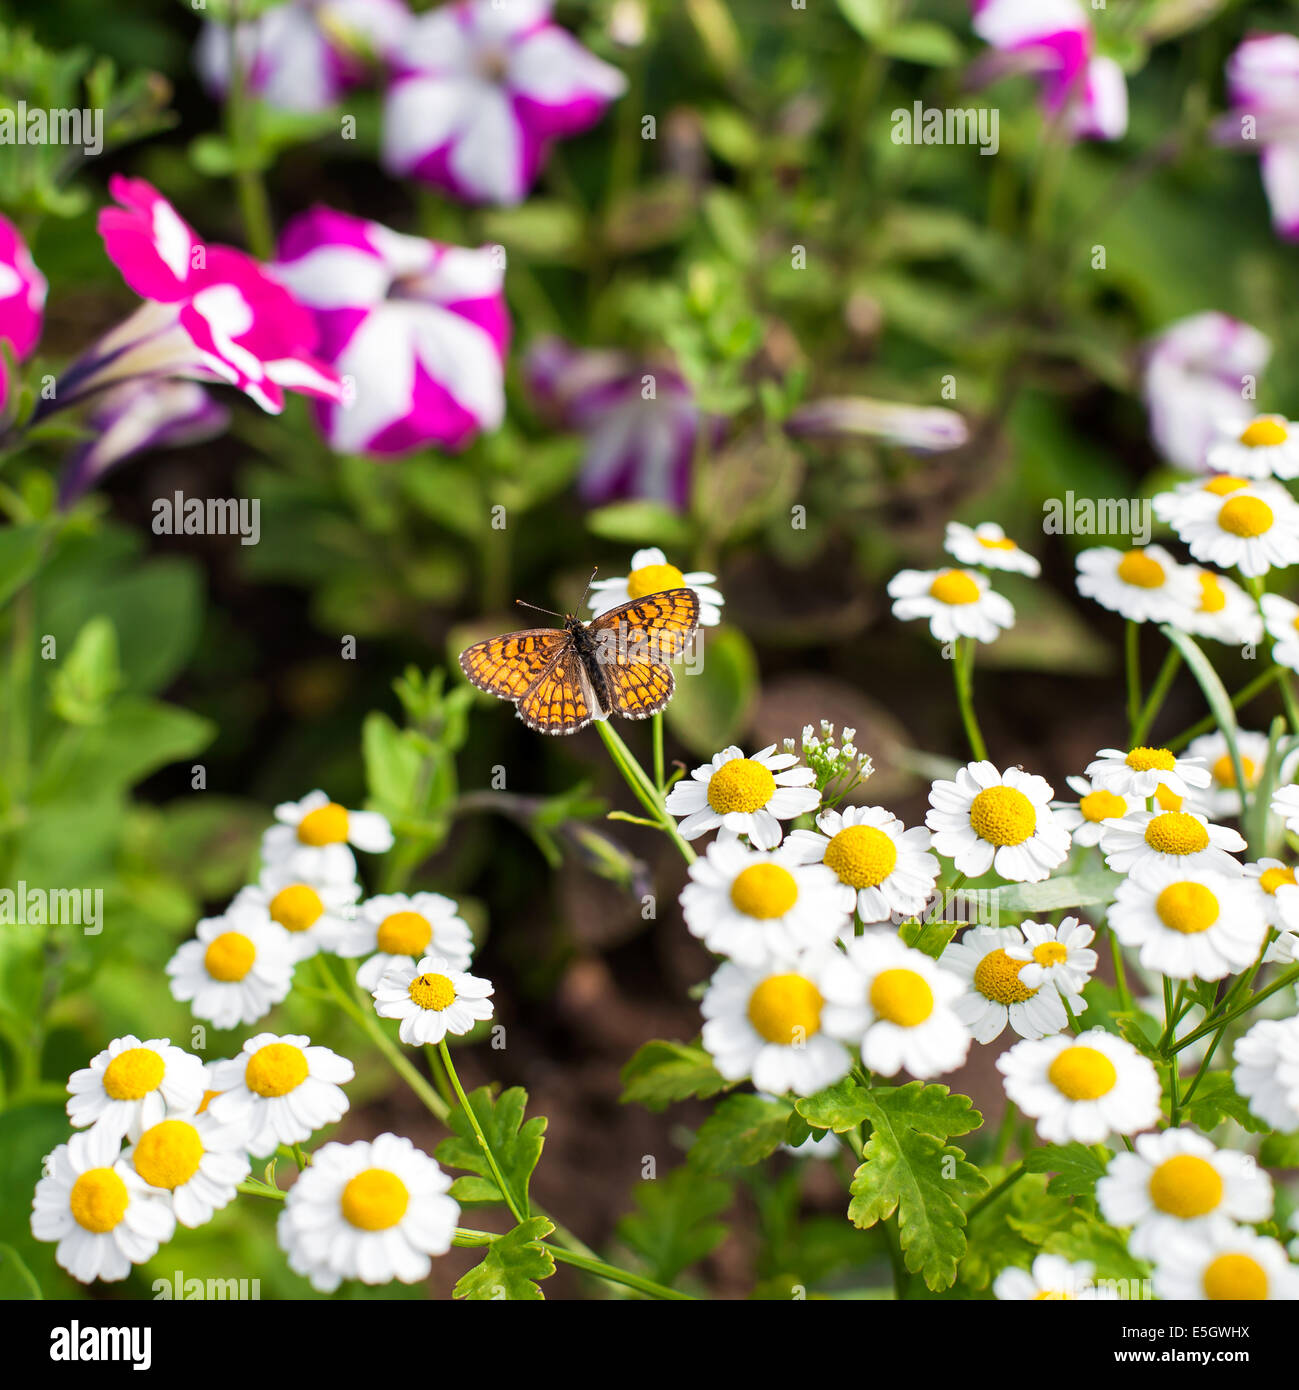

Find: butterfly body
459;587;701;736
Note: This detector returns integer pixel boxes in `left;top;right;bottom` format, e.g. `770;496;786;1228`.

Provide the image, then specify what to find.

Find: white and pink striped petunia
271;206;508;455
0;213;47;406
1224;33;1299;241
382;0;627;206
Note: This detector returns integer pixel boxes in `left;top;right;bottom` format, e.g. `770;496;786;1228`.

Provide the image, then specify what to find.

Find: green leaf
1044;1220;1150;1283
664;626;759;757
616;1167;732;1285
796;1077;872;1133
1180;1072;1268;1135
1259;1131;1299;1167
689;1093;792;1174
50;616;120;725
0;523;45;606
876;22;963;66
620;1040;733;1111
996;867;1122;913
898;918;959;959
1023;1143;1110;1201
585;500;693;548
835;0;888;39
436;1087;546;1212
454;1219;556;1301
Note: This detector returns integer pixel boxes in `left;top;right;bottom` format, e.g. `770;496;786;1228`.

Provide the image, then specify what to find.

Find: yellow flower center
1203;474;1250;496
729;863;799;919
408;972;457;1011
869;968;935;1027
1260;866;1298;895
823;825;897;889
1125;746;1176;773
376;911;433;956
1198;572;1228;612
978;535;1017;551
269;884;325;933
203;931;256;982
341;1168;410;1231
1033;941;1069;967
969;786;1036;847
1211;753;1256;789
1239;417;1288;448
1144;811;1209;856
1148;1154;1224;1219
1154;782;1183;812
102;1047;165;1101
1203;1253;1269;1301
1155;881;1220;934
244;1042;309;1097
973;948;1037;1005
1047;1045;1118;1100
297;801;349;846
1217;495;1274;538
69;1168;129;1234
1079;789;1127;823
132;1120;204;1191
1116;549;1165;589
707;758;776;814
747;974;823;1045
928;568;981;605
626;563;686;599
1034;1290;1073;1300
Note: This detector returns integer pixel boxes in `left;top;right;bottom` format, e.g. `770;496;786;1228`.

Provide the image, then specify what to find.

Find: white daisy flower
821;931;971;1079
588;547;724;627
782;804;939;925
277;1134;459;1293
700;952;855;1096
125;1111;251;1229
372;953;494;1045
939;926;1068;1044
1186;730;1273;818
1167;483;1299;578
1234;1015;1299;1131
1108;862;1263;980
31;1125;175;1283
1006;917;1098;999
997;1029;1162;1144
1097;1128;1272;1261
1205;413;1299;480
1271;782;1299;834
207;1033;354;1158
1247;859;1299;941
1084;745;1211;802
1153;472;1289;526
943;521;1041;577
925;761;1070;884
231;860;360;962
678;836;848;966
338;891;474;992
1261;592;1299;671
165;905;295;1030
1098;808;1246;882
66;1036;205;1141
993;1253;1116;1301
664;744;819;849
1153;1227;1299;1302
887;565;1015;644
1074;544;1198;625
261;790;394;879
1051;775;1141;848
1183;566;1264;646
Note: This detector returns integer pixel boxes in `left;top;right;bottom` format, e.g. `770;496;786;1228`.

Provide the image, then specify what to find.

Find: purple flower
784;397;969;453
0;213;47;408
1224;33;1299;241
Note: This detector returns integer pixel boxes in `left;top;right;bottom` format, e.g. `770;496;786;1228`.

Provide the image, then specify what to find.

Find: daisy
1074;544;1197;625
1167;483;1299;577
1183;567;1264;646
31;1126;176;1283
1098;808;1246;882
1108;863;1263;980
997;1029;1161;1144
1153;1227;1299;1302
372;953;495;1045
679;836;848;966
1234;1016;1299;1131
1084;744;1211;802
925;761;1070;883
1152;471;1288;527
231;861;360;962
261;790;394;880
1261;592;1299;671
1186;730;1272;818
1272;783;1299;834
66;1036;205;1141
664;744;819;850
1205;413;1299;480
821;932;971;1079
207;1034;354;1158
588;548;724;627
1006;917;1098;1000
886;566;1015;644
125;1112;252;1229
783;805;939;925
166;906;296;1030
338;891;475;991
700;952;855;1097
277;1134;459;1292
993;1253;1116;1301
1051;775;1140;848
939;926;1068;1044
943;521;1041;577
1248;859;1299;938
1097;1129;1272;1260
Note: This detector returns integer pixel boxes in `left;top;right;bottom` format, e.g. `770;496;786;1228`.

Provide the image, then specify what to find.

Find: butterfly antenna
515;598;564;620
578;565;598;612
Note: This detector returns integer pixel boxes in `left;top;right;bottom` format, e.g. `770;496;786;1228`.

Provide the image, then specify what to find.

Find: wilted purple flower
784;397;969;453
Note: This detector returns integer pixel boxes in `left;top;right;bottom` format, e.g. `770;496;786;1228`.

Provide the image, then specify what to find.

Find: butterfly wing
602;655;676;719
515;645;607;735
459;629;570;701
589;588;701;663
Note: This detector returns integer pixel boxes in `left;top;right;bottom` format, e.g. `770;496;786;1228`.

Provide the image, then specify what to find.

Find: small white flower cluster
783;721;874;803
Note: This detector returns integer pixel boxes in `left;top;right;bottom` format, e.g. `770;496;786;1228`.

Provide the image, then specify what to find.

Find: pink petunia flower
1224;33;1299;241
0;213;47;407
271;206;508;455
382;0;627;205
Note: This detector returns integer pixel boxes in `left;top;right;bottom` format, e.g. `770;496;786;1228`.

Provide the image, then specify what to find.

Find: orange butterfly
459;574;701;735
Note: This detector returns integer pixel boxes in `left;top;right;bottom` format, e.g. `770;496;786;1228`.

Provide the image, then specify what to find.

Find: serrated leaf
436;1086;545;1213
689;1094;792;1174
1044;1219;1150;1283
454;1219;556;1301
1180;1072;1268;1134
796;1078;872;1133
619;1039;733;1111
1115;1013;1164;1061
898;918;959;958
1023;1143;1110;1200
616;1167;732;1285
996;867;1122;913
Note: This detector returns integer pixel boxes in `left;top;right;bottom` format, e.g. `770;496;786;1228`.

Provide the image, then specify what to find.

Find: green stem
548;1244;695;1301
1107;925;1134;1013
952;639;989;762
595;720;696;863
1172;965;1299;1053
1130;648;1182;746
225;1;275;259
968;1162;1027;1221
1166;666;1282;751
439;1040;527;1224
652;711;666;793
1124;621;1141;743
881;1215;908;1299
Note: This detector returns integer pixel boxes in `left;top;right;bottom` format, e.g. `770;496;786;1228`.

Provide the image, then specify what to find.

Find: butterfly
459;574;701;735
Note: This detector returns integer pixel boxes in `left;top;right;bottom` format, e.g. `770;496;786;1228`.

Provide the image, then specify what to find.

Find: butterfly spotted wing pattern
514;648;604;734
586;588;700;720
458;629;569;701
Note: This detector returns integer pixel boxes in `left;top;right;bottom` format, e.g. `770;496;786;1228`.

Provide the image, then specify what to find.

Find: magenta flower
271;207;508;455
0;213;47;407
383;0;627;205
1224;34;1299;241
